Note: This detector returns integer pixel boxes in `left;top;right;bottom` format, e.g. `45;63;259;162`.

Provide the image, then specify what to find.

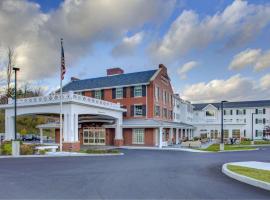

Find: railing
6;91;121;109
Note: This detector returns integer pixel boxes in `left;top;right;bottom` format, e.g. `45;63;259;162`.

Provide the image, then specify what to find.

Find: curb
120;146;209;153
222;163;270;191
218;148;259;153
0;153;124;159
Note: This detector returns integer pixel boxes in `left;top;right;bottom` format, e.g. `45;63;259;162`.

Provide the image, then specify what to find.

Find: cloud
150;0;270;62
229;48;261;70
177;61;198;79
180;74;270;103
229;48;270;71
0;0;175;82
111;32;144;57
260;73;270;90
254;50;270;71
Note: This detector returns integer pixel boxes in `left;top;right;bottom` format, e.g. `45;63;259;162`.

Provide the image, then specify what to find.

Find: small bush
20;144;35;155
39;149;47;155
0;142;12;155
83;149;120;154
193;137;200;141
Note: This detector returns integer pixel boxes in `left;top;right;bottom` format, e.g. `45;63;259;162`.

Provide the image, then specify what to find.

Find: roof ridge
77;69;157;82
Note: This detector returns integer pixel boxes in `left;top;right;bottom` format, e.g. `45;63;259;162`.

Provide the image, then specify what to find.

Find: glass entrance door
83;128;106;145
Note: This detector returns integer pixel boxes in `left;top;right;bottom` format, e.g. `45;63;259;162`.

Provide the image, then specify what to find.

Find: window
224;110;232;115
115;88;123;99
132;129;144;144
155;105;160;116
206;110;215;117
232;129;240;138
134;105;143;116
163;91;166;104
155;86;160;102
223;130;229;139
163;108;167;118
256;118;264;124
255;130;263;138
95;90;102;99
236;109;246;115
134;86;142;97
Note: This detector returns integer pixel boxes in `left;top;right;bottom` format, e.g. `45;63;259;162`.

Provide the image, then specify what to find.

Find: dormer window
206;110;215;117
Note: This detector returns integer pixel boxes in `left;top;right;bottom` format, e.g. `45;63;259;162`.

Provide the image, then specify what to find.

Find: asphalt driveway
0;148;270;199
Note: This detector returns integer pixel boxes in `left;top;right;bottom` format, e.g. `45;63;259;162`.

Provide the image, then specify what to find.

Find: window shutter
123;87;127;98
230;110;233;115
142;85;146;97
112;88;116;99
255;109;258;114
255;119;258;124
243;109;246;115
101;90;104;100
130;86;134;97
91;90;95;98
263;118;266;124
130;105;134;116
263;108;266;114
256;130;258;137
236;110;239;115
142;105;146;116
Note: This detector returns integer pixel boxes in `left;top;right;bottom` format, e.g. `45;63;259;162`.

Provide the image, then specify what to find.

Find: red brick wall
123;128;155;146
106;128;115;145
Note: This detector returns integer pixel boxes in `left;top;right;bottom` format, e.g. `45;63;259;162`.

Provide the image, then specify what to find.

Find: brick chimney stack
107;67;124;76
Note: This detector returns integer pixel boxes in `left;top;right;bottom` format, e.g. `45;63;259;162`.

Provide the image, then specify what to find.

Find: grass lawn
227;164;270;183
240;140;270;145
80;149;120;154
200;144;256;152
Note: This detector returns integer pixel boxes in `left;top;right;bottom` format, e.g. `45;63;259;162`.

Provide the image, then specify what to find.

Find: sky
0;0;270;103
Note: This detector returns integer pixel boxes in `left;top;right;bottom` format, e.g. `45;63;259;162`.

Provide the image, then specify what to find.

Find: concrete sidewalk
120;146;208;153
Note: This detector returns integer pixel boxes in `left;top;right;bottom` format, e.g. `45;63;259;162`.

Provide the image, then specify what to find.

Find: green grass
80;149;120;154
227;164;270;183
200;144;256;152
240;140;270;145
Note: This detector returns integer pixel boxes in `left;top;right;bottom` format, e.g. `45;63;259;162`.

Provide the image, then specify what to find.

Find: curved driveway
0;148;270;199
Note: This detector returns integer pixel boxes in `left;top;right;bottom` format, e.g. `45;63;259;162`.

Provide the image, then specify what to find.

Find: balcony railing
5;91;121;110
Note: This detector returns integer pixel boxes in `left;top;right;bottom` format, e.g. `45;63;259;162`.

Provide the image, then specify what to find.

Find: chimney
107;67;124;76
159;64;166;69
71;77;80;81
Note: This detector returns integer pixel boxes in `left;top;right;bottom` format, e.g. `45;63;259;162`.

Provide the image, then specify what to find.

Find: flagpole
59;38;63;152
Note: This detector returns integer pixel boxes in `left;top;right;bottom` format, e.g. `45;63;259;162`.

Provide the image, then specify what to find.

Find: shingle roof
193;100;270;110
62;69;157;92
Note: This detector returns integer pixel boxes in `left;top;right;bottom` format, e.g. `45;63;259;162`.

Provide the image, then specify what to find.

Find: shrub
0;142;12;155
193;137;200;141
83;149;120;154
20;144;35;155
39;149;47;155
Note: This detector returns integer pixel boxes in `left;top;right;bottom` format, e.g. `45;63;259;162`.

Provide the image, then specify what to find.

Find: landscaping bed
200;144;256;152
240;140;270;145
80;149;120;154
227;164;270;183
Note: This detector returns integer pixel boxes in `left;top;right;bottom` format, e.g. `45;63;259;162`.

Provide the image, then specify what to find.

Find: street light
220;100;228;151
251;112;255;145
13;67;20;140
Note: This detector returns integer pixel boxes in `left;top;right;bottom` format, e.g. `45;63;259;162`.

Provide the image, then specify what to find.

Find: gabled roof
62;69;157;92
193;100;270;110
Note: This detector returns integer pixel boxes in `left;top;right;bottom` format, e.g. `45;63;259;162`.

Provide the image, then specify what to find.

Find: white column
63;113;69;142
115;118;123;140
176;128;179;144
180;129;183;139
39;128;43;144
74;114;79;142
169;128;173;144
159;127;163;148
6;116;14;140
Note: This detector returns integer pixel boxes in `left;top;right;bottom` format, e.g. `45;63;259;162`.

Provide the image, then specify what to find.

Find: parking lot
0;148;270;199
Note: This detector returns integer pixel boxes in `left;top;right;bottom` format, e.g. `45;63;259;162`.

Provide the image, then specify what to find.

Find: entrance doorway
83;128;106;145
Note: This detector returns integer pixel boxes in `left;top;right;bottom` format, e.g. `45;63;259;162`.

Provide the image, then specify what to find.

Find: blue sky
1;0;270;102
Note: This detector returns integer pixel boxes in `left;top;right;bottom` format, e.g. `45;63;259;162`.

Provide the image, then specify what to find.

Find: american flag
61;38;66;80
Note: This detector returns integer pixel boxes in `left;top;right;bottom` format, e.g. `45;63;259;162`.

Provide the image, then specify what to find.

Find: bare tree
6;48;15;97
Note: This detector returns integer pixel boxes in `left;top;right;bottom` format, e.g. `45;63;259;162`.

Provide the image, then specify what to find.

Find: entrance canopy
0;91;125;143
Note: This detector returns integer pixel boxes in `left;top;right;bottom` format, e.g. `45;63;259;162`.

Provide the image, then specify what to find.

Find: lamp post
12;67;20;156
251;113;255;145
13;67;20;140
220;100;228;151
